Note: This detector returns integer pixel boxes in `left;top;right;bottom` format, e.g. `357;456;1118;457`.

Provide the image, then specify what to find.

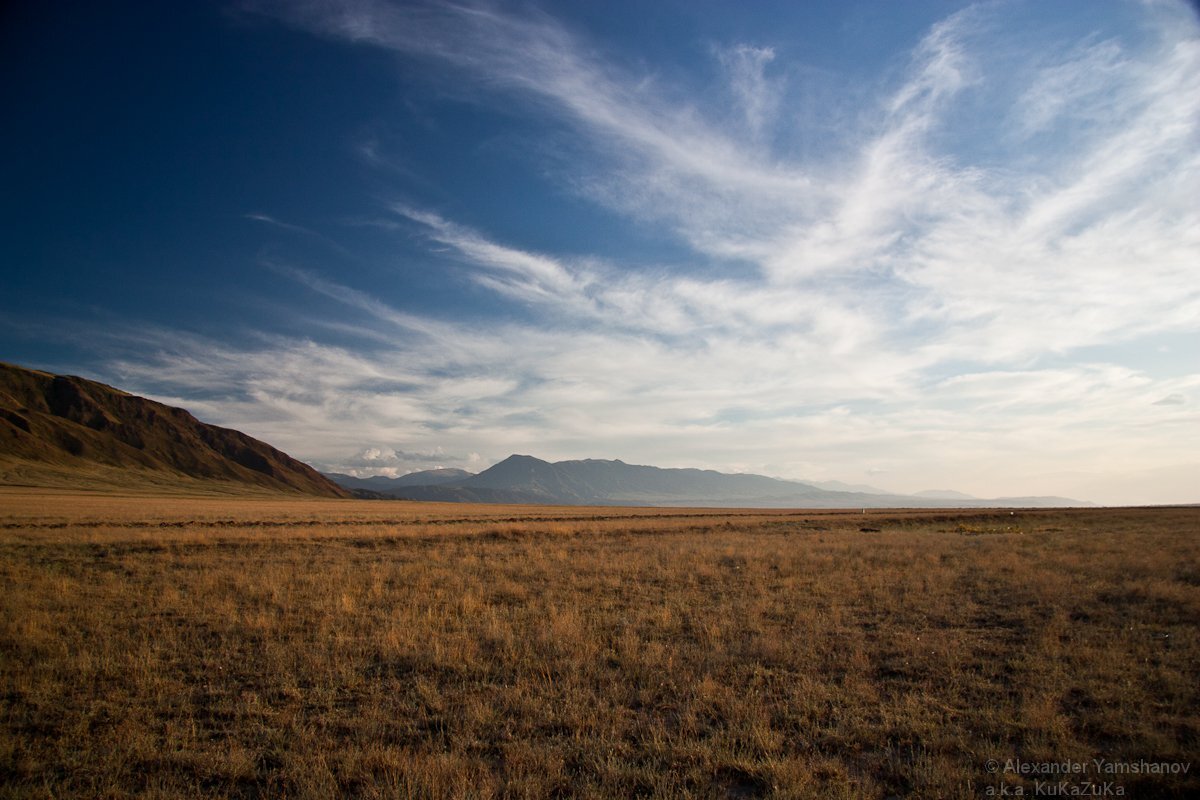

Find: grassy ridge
0;362;349;498
1;491;1197;798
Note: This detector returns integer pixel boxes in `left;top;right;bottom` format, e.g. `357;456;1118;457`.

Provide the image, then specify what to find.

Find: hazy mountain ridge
807;479;893;495
325;468;473;492
326;455;1091;508
914;489;978;500
0;362;348;497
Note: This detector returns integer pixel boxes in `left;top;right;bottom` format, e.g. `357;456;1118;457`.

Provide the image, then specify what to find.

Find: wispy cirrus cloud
717;44;781;139
390;205;599;314
71;0;1198;501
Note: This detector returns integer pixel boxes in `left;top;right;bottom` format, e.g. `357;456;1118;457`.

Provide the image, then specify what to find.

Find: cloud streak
77;0;1200;503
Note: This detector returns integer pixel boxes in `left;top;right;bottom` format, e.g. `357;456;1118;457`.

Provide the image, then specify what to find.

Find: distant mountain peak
499;454;549;465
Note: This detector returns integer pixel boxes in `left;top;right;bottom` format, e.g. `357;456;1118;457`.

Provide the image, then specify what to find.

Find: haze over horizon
3;0;1198;505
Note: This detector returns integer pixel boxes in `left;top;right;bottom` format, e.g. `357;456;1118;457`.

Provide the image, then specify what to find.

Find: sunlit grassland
1;489;1197;798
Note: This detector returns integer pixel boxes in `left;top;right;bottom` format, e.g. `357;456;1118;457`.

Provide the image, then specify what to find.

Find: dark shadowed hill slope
0;362;349;496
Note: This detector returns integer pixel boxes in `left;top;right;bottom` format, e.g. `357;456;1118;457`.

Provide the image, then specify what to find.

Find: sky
2;0;1198;505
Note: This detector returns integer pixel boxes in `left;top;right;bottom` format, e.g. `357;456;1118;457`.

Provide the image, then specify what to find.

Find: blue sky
2;0;1198;504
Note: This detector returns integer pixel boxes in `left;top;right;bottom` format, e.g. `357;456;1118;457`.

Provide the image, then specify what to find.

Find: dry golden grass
1;488;1197;798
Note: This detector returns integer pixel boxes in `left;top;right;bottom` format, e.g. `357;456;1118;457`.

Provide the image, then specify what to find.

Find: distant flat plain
1;488;1197;798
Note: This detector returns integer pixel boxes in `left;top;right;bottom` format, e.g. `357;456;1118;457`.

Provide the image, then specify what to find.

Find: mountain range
0;362;347;496
0;361;1091;507
326;455;1090;508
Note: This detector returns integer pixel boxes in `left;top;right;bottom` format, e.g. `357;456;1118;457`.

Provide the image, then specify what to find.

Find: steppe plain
1;488;1197;798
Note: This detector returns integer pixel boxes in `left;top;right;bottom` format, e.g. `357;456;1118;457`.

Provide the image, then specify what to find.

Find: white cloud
1012;39;1128;139
82;1;1200;502
717;44;781;138
329;445;463;477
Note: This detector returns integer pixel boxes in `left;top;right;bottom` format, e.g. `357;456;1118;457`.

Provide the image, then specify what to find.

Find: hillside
0;362;348;496
327;454;1089;508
